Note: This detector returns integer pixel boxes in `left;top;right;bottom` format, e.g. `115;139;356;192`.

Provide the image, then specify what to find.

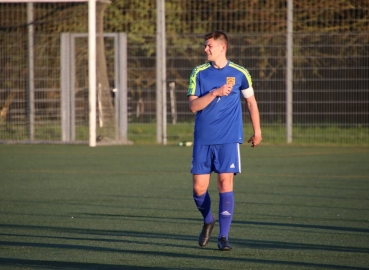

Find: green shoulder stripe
229;62;252;86
187;62;211;96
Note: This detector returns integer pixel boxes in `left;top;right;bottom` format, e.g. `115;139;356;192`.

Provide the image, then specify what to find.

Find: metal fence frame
0;0;368;146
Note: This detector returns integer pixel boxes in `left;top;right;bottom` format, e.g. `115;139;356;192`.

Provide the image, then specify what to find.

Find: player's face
204;38;224;61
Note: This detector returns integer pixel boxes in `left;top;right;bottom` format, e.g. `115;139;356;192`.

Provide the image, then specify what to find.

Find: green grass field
1;123;368;146
0;144;368;269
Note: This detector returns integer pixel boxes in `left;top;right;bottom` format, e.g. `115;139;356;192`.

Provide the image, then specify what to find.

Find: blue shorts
191;143;241;174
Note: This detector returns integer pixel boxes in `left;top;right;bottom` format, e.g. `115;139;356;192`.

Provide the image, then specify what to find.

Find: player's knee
218;186;233;193
193;185;207;196
217;179;233;193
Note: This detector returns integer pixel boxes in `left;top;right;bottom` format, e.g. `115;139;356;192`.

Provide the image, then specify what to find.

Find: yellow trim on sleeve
229;62;252;87
187;63;211;96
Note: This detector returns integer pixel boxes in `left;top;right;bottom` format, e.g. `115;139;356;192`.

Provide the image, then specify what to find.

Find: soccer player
187;30;262;251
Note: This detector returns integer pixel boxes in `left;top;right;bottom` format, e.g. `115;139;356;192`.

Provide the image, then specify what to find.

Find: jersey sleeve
187;67;199;96
187;63;211;96
241;68;252;90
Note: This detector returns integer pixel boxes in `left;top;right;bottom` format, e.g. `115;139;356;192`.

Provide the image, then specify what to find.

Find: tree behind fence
0;0;368;145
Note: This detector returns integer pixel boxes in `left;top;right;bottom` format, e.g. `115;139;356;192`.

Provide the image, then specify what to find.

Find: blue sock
218;191;234;240
193;191;214;224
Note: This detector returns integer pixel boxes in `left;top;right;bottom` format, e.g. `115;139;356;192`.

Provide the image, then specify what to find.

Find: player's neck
211;58;228;69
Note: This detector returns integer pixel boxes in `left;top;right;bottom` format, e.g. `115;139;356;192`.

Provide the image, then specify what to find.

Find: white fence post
286;0;293;143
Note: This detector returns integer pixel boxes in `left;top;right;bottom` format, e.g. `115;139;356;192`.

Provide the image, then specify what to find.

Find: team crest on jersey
226;77;236;86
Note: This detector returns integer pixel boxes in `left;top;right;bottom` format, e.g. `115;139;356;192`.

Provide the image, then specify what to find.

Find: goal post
60;32;129;144
88;0;96;147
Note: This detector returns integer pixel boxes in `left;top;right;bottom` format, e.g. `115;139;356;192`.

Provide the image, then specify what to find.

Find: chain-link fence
0;2;89;143
1;0;368;145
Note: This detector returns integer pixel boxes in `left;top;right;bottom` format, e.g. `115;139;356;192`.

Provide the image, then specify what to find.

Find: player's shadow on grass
0;258;178;270
232;219;369;233
1;222;369;254
0;244;368;270
231;238;369;253
78;213;369;234
236;199;369;211
1;222;368;269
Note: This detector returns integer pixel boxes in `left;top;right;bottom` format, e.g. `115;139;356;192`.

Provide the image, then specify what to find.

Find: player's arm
243;89;262;147
188;84;232;113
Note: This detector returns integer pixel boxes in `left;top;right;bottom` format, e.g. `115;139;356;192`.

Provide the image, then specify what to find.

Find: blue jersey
187;61;252;145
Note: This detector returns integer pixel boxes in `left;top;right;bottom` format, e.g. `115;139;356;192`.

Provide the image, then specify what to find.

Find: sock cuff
219;191;233;198
193;190;208;199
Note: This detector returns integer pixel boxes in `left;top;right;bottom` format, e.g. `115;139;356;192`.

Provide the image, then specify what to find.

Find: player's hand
215;84;232;96
248;134;262;147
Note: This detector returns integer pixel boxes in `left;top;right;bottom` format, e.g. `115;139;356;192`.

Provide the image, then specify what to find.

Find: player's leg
217;173;234;250
191;145;215;247
217;172;234;193
193;174;215;247
193;174;213;224
214;143;240;250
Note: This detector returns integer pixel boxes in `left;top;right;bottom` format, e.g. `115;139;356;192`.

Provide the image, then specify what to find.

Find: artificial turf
0;144;368;269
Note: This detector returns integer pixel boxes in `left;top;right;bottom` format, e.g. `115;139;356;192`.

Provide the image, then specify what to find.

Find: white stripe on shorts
237;143;241;173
